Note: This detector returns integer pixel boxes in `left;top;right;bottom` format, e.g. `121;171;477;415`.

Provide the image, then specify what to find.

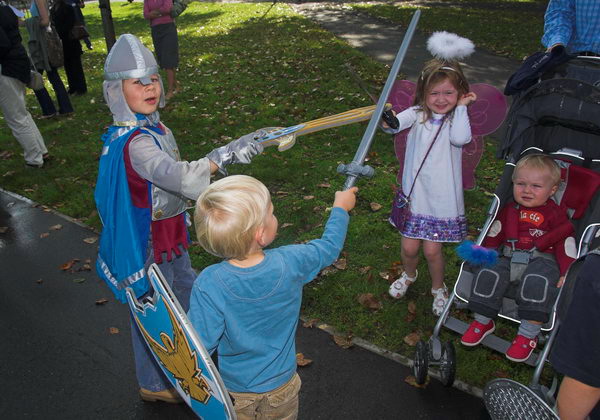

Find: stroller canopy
500;77;600;162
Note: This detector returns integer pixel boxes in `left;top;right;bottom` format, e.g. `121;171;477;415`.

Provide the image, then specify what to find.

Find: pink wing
462;135;484;190
468;83;508;136
463;83;508;189
387;81;508;190
387;80;416;186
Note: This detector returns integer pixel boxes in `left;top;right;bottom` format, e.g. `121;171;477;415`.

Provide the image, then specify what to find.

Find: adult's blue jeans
34;67;73;116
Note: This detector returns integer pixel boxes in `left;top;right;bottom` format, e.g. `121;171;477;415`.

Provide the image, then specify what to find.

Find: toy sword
257;103;392;151
338;10;421;189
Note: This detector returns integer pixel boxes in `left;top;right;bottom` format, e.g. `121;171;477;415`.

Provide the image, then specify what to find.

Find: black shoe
25;162;43;169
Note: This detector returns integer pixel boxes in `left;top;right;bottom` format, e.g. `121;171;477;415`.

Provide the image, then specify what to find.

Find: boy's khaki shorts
229;373;302;420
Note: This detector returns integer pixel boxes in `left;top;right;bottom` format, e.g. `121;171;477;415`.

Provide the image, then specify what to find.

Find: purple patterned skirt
389;189;467;242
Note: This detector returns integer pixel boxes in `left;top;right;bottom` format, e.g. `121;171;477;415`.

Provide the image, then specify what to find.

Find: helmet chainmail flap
102;34;165;125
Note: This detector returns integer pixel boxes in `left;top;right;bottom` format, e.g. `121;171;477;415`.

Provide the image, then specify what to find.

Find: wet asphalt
0;189;487;419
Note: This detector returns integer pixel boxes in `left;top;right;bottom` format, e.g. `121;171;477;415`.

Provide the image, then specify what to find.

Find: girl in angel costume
384;32;478;316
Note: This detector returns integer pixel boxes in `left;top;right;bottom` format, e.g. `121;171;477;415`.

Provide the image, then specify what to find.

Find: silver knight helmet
103;34;165;125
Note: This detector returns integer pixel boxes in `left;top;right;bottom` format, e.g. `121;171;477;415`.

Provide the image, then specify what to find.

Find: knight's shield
126;264;235;419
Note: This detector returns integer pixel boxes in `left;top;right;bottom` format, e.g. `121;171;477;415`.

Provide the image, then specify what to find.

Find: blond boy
189;175;357;419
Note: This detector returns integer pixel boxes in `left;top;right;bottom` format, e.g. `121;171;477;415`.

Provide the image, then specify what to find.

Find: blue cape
94;117;163;303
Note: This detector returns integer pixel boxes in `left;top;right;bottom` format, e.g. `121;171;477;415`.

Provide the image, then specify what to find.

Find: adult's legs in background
34;86;57;117
0;74;48;166
44;67;73;114
64;54;87;95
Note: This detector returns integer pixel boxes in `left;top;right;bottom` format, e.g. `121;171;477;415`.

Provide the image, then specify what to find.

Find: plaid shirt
542;0;600;54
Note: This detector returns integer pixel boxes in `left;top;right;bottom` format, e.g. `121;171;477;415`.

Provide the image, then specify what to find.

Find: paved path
291;2;519;92
0;189;487;419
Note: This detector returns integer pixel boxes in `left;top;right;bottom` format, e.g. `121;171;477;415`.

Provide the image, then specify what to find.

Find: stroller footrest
444;317;539;367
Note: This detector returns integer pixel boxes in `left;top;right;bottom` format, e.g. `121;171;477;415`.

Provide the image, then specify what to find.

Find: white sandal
431;285;449;316
388;270;418;299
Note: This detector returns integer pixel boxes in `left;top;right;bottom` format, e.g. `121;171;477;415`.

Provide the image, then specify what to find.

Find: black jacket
0;5;30;84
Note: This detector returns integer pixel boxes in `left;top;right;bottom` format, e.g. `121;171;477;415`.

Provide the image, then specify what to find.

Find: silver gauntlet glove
206;129;267;175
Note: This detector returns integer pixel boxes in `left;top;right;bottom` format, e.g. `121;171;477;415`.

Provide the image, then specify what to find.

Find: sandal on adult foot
431;285;449;316
388;270;417;299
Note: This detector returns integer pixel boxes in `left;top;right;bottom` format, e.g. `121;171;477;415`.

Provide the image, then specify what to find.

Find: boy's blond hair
513;154;562;186
194;175;271;260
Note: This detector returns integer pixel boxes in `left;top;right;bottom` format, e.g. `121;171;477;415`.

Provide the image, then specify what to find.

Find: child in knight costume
95;33;265;403
460;155;576;362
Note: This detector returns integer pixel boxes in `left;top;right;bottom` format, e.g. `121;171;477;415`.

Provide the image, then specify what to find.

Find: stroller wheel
439;341;456;387
413;340;429;384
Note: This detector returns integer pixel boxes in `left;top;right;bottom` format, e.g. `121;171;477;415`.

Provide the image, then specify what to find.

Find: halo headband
427;31;475;61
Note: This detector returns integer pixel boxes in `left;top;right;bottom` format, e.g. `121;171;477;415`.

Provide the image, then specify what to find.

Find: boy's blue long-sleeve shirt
188;207;350;393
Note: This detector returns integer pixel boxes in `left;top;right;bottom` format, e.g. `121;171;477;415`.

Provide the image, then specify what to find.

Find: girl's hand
148;10;162;19
380;110;397;129
557;276;565;288
458;92;477;106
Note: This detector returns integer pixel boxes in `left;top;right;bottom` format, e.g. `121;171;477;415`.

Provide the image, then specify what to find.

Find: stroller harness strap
501;245;555;283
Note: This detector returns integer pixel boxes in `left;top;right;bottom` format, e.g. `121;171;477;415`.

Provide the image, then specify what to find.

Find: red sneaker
461;320;495;346
506;335;538;362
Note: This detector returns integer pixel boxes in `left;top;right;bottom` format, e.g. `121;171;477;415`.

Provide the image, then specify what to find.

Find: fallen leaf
95;298;109;305
407;301;417;314
405;312;416;323
379;271;390;281
36;278;43;284
493;370;510;378
404;375;429;388
319;266;337;277
302;318;319;328
81;263;92;271
332;334;353;349
40;232;50;238
303;195;315;200
83;237;98;244
358;266;372;275
296;353;313;367
109;327;120;334
358;293;383;310
49;224;63;231
370;202;382;212
0;226;8;234
60;259;79;270
275;191;289;196
72;278;85;284
403;332;421;347
317;183;331;188
3;171;16;177
280;223;294;229
333;258;347;270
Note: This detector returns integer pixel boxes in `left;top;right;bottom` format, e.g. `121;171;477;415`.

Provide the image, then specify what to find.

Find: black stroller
411;55;600;415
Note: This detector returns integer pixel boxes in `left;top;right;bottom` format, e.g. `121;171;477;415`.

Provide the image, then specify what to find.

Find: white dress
389;105;472;242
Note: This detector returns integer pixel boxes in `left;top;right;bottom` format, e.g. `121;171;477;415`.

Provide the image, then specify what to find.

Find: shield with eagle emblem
126;264;235;419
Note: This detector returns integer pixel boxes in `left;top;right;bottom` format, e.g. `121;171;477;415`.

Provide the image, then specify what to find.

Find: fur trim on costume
456;240;498;267
427;31;475;61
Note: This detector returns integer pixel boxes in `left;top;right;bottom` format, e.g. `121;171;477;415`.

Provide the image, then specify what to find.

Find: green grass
0;2;547;389
350;0;546;60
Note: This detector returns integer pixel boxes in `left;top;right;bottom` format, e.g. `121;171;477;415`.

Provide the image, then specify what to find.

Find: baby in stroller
460;154;576;362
